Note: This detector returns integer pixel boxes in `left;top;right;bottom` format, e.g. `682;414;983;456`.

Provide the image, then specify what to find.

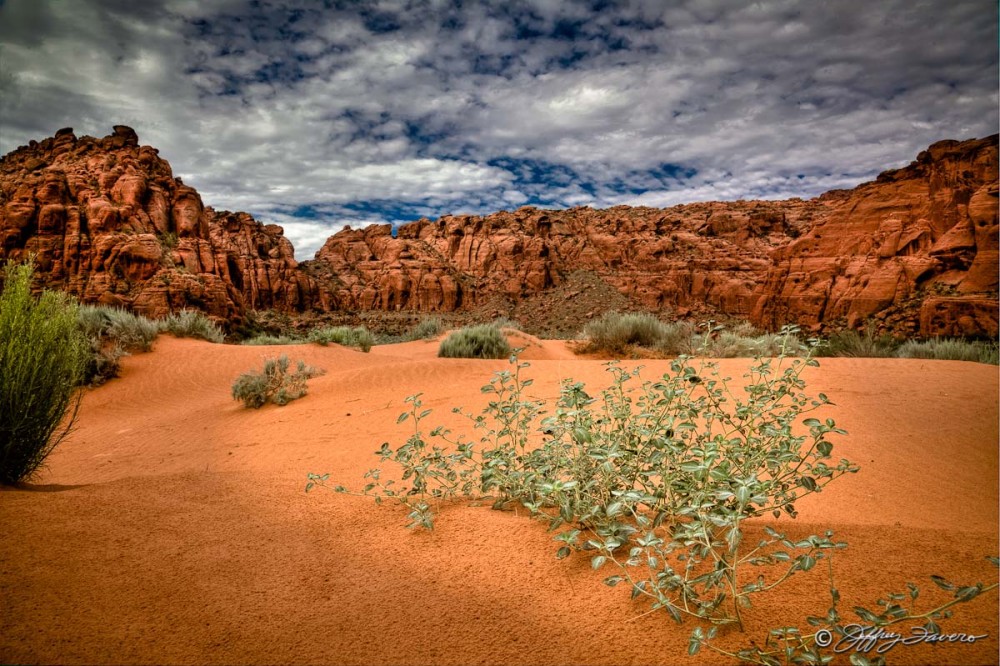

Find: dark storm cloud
0;0;996;259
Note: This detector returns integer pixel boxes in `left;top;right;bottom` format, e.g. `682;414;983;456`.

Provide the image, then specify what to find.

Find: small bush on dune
897;338;999;364
241;334;303;346
75;305;161;385
231;355;324;408
582;311;671;354
0;260;89;484
819;327;897;358
438;324;511;359
308;326;374;352
106;308;161;351
695;329;805;358
406;316;445;341
162;309;225;343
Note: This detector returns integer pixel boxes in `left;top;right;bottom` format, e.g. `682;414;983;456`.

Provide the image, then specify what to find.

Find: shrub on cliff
0;260;88;483
438;324;511;359
231;355;324;408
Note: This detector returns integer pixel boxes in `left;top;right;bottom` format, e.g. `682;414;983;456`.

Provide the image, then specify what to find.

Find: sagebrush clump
438;323;511;359
896;337;998;364
162;309;225;343
0;260;89;484
581;311;674;354
231;355;324;408
406;316;445;341
818;327;897;358
308;326;374;352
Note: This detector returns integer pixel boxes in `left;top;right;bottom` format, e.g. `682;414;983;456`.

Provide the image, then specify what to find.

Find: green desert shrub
695;328;806;358
107;308;160;352
308;325;374;352
896;338;999;364
310;335;997;665
437;323;511;359
581;311;671;354
162;309;224;343
241;334;303;346
819;327;898;358
75;304;160;385
490;316;522;331
406;316;445;341
231;355;324;408
0;260;89;484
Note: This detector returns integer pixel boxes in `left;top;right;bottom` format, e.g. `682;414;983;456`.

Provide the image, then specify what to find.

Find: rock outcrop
0;126;321;322
2;127;996;337
304;201;815;321
751;136;998;337
303;134;997;337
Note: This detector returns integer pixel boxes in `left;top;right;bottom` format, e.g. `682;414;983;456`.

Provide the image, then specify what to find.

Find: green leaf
799;476;817;491
955;585;981;602
735;486;751;505
591;555;608;570
854;607;879;623
816;441;833;457
803;418;821;427
396;412;409;424
556;546;571;560
687;633;701;656
930;575;955;591
849;655;872;666
604;575;624;587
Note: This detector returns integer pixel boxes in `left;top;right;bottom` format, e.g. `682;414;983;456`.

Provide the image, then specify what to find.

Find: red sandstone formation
305;135;997;337
0;126;321;322
752;136;998;337
1;127;996;337
304;201;814;320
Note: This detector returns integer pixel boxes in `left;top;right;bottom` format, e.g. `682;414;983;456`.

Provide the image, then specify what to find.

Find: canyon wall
1;127;995;336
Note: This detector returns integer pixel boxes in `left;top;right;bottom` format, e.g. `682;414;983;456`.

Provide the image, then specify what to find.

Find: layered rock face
304;201;816;321
2;127;996;337
0;126;321;321
752;136;998;337
305;134;997;337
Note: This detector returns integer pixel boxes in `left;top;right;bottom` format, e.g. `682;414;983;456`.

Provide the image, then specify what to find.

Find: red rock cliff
0;126;323;322
304;201;815;320
751;135;998;337
303;134;997;337
3;128;996;337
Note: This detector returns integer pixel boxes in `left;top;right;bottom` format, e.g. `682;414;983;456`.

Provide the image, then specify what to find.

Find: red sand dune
1;336;997;665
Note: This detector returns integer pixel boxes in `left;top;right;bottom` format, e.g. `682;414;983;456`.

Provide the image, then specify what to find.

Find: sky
0;0;997;260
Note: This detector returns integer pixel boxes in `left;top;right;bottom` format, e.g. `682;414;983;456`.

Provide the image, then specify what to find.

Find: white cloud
0;0;996;260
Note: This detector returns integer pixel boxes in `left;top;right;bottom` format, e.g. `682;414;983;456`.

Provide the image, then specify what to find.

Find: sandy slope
1;336;997;665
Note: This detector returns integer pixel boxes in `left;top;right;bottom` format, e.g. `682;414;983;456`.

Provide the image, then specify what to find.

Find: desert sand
1;335;997;665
